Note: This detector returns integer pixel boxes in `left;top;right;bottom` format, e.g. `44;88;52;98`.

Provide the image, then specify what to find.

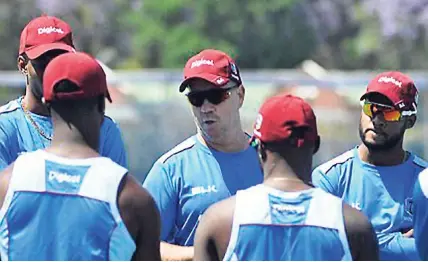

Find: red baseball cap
360;71;418;111
43;52;111;103
19;15;75;60
179;49;242;92
252;93;318;147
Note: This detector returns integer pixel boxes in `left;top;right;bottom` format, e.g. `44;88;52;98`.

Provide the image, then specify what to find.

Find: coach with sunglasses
312;71;427;260
143;49;263;261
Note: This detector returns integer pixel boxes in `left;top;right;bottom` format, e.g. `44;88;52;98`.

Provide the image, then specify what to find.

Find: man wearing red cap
143;49;262;260
0;15;127;170
193;93;379;261
0;52;160;261
313;71;427;260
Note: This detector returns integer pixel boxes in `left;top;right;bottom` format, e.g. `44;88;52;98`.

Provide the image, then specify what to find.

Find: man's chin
362;140;394;152
200;130;221;143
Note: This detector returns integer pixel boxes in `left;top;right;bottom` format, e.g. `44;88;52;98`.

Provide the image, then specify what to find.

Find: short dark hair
49;80;105;122
364;93;394;106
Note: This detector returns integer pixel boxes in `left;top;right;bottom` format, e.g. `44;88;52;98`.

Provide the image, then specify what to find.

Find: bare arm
193;208;219;261
134;189;161;261
160;242;194;261
0;164;13;261
119;174;161;261
194;197;235;261
0;163;13;207
343;203;379;261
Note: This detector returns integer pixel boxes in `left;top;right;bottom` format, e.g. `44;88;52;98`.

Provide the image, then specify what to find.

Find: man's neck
197;129;249;153
23;91;50;116
48;138;99;159
48;122;99;159
46;143;99;159
358;143;407;166
263;158;311;192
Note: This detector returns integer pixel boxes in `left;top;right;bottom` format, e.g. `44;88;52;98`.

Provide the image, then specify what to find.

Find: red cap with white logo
179;49;242;92
19;15;75;59
43;52;112;103
360;71;418;111
252;93;319;146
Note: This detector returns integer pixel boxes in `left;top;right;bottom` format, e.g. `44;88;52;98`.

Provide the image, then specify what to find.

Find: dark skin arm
193;197;235;261
343;203;380;261
118;174;161;261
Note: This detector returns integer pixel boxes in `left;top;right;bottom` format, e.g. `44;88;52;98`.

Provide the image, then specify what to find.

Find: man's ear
258;141;267;162
405;115;416;129
17;56;27;74
238;85;245;108
98;96;106;114
313;135;321;154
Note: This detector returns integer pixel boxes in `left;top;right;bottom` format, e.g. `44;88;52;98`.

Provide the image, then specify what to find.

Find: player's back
223;184;352;261
0;150;135;261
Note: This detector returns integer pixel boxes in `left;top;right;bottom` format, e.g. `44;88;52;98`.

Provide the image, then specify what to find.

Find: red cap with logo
360;71;418;111
19;15;75;59
252;93;318;147
179;49;242;92
43;52;111;103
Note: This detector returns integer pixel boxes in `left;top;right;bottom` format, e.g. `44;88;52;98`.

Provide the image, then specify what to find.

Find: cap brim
106;88;113;103
179;73;232;92
360;91;395;104
360;92;371;101
25;43;75;60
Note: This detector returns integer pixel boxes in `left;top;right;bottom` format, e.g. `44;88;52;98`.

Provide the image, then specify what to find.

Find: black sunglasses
186;86;238;107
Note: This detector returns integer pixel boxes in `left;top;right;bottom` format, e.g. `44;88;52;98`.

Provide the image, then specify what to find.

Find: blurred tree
0;0;427;70
305;0;428;70
301;0;364;69
0;0;42;70
359;0;428;69
119;0;235;69
121;0;428;70
120;0;318;69
35;0;133;68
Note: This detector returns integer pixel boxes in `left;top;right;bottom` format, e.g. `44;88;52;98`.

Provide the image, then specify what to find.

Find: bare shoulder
0;163;14;186
195;196;236;260
118;174;158;214
118;174;161;261
117;173;160;241
0;163;14;208
200;196;236;244
342;203;372;232
342;202;379;261
202;195;236;225
0;163;13;176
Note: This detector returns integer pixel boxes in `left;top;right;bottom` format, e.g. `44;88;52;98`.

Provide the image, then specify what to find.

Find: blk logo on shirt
191;185;217;196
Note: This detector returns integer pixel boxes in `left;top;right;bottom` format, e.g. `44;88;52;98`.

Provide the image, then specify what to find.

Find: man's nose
200;99;215;113
371;112;387;129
